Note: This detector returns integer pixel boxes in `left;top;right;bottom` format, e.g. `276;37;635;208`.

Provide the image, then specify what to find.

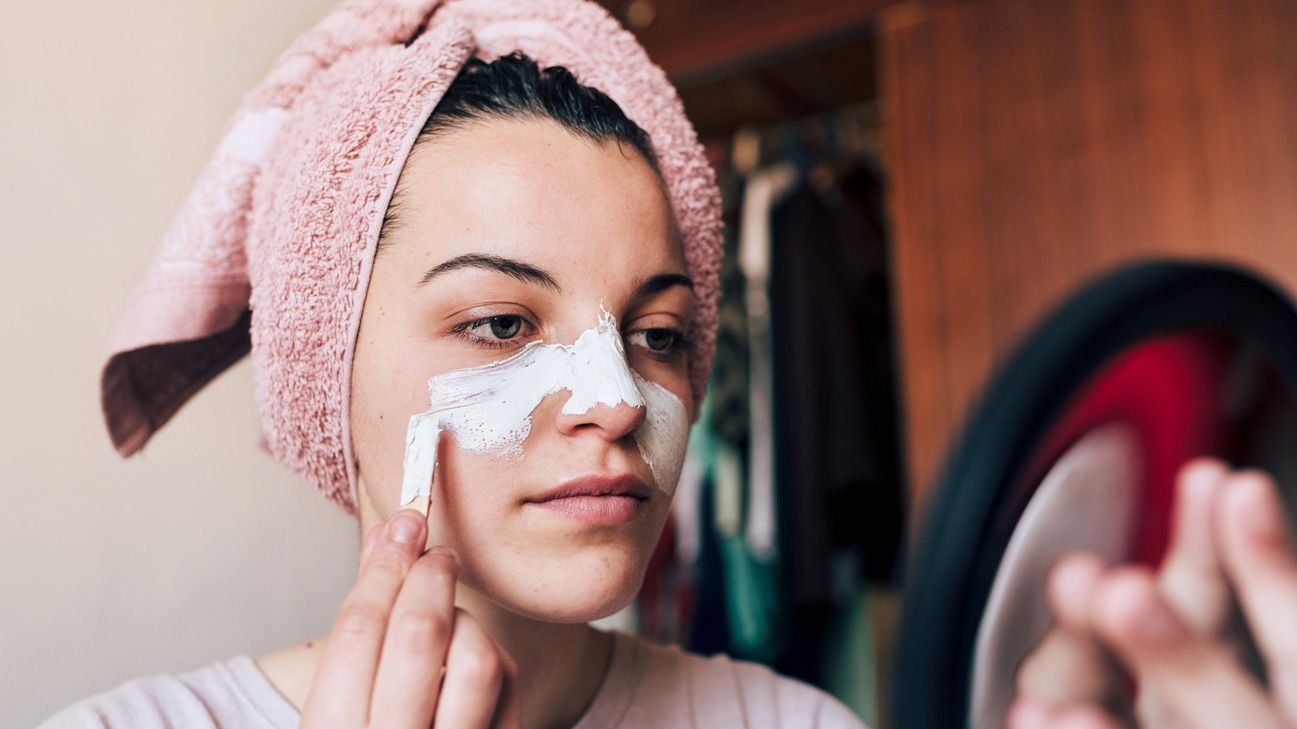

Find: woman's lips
524;474;649;525
528;494;644;525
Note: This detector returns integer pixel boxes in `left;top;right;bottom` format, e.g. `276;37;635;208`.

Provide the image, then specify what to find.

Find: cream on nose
400;306;688;506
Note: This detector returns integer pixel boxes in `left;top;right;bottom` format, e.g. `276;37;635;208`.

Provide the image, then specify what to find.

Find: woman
44;0;866;727
45;1;1297;727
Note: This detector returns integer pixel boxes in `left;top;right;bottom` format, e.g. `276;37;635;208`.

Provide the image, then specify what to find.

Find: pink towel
100;0;724;514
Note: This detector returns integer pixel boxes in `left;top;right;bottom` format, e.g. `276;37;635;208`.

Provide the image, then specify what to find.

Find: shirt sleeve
35;674;221;729
34;656;296;729
707;653;870;729
765;662;871;729
807;689;871;729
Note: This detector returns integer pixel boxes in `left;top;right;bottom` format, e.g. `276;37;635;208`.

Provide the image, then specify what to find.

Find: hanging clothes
667;110;899;720
771;162;903;595
738;163;801;559
766;162;903;692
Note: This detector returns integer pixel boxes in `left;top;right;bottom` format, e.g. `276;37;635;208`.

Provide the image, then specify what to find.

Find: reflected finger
1047;553;1107;631
1158;459;1232;635
1016;628;1122;708
1217;471;1297;722
1046;705;1124;729
1139;459;1233;729
1085;567;1284;729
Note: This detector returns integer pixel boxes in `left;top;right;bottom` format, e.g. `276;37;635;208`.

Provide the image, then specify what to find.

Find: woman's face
350;118;694;623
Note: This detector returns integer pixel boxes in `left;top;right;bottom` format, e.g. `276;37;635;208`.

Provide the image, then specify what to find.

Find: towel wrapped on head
99;0;723;514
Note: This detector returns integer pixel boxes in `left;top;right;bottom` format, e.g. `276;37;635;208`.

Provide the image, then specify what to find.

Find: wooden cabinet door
596;0;891;79
881;0;1297;519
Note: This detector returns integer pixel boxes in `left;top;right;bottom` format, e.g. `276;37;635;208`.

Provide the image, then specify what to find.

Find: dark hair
377;52;659;250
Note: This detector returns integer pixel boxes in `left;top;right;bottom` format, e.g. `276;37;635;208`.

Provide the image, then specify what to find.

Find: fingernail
390;511;424;545
427;545;459;565
1181;460;1226;506
1238;477;1285;544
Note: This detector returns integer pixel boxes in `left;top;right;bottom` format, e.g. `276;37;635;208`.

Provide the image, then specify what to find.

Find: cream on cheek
400;307;689;507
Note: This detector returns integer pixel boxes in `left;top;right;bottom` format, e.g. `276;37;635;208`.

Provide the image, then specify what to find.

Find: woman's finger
432;609;513;729
1013;555;1133;717
490;651;522;729
369;545;460;729
1007;696;1125;729
1047;553;1108;631
1158;459;1232;635
357;523;385;577
301;511;428;727
1006;696;1057;729
1016;627;1122;708
1217;471;1297;721
1133;459;1234;729
1084;566;1285;729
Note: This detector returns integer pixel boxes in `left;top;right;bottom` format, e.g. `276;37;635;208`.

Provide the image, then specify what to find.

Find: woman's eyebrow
416;253;561;291
631;272;694;300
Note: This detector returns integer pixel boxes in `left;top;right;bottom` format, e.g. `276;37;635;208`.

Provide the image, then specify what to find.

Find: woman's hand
300;510;521;729
1009;459;1297;729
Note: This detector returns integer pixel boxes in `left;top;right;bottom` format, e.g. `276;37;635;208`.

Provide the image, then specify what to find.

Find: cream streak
400;308;688;506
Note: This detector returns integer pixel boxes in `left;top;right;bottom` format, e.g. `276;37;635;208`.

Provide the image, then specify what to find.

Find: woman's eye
482;315;522;339
452;314;532;349
628;327;684;355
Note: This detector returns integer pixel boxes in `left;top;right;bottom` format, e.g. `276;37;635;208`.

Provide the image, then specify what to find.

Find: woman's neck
256;588;614;729
458;585;615;729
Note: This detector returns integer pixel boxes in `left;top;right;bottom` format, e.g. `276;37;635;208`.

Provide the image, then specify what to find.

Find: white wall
0;1;361;724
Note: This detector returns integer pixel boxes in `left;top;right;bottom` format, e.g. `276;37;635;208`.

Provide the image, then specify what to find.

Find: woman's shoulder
35;655;298;729
597;631;870;729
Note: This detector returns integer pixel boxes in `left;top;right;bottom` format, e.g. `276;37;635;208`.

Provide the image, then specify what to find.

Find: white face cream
399;308;689;506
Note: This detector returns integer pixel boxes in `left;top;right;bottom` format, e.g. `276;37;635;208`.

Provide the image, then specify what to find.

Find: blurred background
7;0;1297;727
0;2;358;726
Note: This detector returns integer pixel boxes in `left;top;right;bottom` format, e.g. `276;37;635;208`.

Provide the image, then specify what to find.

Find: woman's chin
511;594;635;624
469;554;646;623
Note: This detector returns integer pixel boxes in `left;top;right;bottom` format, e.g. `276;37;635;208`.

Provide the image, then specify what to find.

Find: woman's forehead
387;118;684;285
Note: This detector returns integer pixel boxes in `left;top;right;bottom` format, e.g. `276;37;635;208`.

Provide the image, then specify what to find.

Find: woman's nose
554;398;647;441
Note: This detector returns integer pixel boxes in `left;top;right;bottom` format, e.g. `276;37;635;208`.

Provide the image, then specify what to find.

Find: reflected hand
1009;459;1297;729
